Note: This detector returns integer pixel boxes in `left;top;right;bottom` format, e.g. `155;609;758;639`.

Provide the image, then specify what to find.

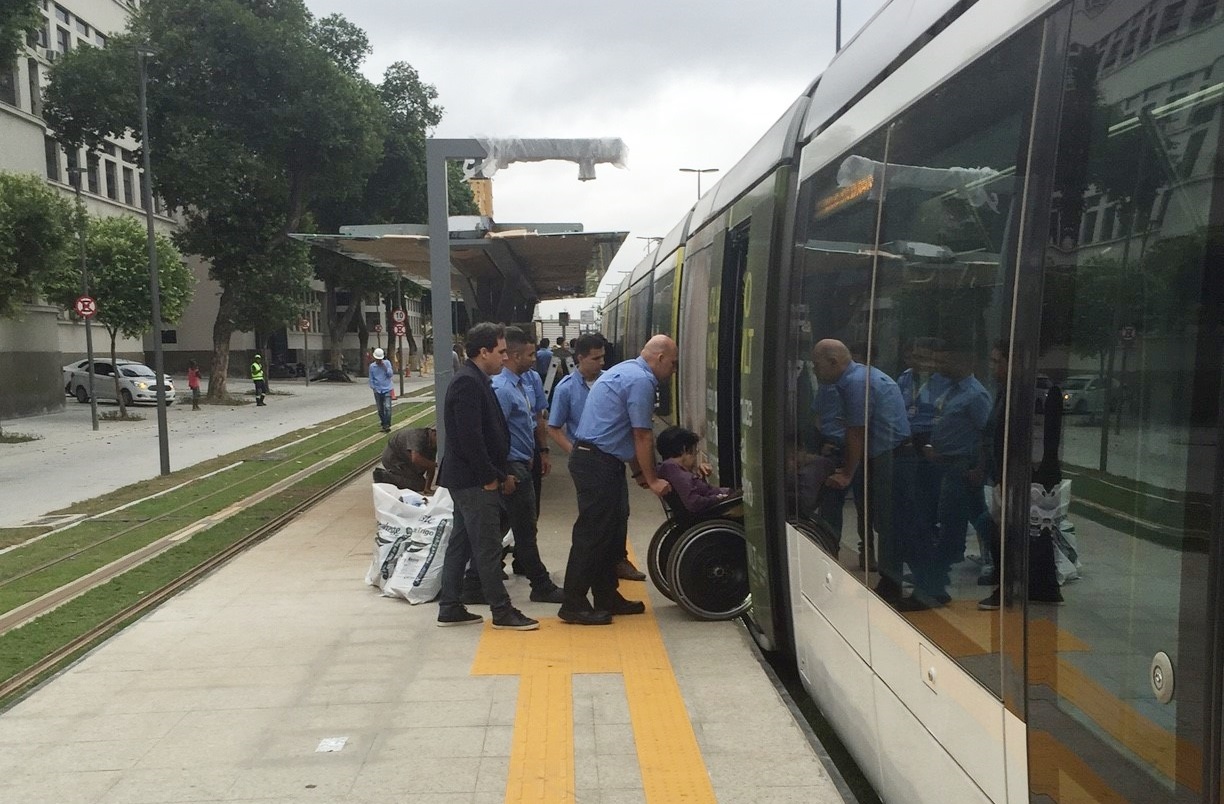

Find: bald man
559;335;679;625
811;338;913;605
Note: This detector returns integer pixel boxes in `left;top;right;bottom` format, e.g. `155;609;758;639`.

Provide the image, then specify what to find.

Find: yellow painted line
1029;729;1125;802
472;578;716;803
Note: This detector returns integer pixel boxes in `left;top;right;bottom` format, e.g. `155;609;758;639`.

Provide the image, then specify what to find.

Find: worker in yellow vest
251;353;267;406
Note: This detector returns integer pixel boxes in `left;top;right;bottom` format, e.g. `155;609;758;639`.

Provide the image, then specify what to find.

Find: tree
0;0;39;66
0;171;75;317
43;0;386;398
43;215;190;415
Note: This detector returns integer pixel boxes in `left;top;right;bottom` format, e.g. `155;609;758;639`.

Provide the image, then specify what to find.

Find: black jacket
438;359;510;490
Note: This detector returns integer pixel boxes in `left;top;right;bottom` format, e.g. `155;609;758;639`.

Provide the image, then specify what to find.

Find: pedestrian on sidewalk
250;353;267;406
558;334;678;626
436;322;539;631
369;347;394;433
187;360;202;411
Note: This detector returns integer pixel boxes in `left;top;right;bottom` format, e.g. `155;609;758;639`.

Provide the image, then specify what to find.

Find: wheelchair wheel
647;519;687;601
666;518;750;621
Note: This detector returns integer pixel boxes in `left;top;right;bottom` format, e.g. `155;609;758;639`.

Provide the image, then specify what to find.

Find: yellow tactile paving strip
471;579;717;803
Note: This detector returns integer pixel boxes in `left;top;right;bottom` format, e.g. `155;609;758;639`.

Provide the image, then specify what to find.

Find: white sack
381;487;455;604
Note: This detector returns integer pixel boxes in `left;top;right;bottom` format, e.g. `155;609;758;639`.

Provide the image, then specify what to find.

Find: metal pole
138;49;170;475
836;0;843;52
303;323;309;386
72;169;98;431
397;274;404;397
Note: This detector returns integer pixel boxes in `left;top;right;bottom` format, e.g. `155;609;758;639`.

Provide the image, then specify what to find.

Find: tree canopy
0;171;75;317
43;0;387;396
0;0;39;66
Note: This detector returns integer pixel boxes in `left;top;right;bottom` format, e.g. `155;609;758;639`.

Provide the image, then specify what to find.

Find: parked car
62;359;176;406
1060;374;1118;416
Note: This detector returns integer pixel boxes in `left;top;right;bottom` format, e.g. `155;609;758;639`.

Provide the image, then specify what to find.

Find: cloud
305;0;889;300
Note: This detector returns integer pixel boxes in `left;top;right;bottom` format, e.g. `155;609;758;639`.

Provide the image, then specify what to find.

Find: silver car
62;359;176;406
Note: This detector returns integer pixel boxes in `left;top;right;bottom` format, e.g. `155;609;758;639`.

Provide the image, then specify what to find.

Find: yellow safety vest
251;361;264;381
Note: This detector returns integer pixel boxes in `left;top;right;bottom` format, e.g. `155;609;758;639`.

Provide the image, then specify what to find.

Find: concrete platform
0;457;846;803
0;376;434;528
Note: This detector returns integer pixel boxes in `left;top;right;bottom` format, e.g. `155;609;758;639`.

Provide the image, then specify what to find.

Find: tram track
0;405;436;705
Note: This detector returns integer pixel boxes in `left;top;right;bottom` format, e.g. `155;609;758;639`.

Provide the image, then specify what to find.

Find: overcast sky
303;0;889;312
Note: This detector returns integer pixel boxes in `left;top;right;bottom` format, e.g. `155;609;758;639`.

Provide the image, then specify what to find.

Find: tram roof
290;219;627;302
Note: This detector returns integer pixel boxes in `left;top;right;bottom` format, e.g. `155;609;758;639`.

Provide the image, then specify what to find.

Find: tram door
1025;2;1224;800
717;223;750;487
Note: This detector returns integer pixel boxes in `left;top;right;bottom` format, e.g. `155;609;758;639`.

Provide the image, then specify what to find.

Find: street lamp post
137;46;170;476
678;167;719;199
68;167;99;431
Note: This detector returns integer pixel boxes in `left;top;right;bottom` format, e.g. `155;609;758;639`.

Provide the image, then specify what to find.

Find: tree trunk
108;327;125;417
207;286;235;400
325;278;360;371
356;313;369;378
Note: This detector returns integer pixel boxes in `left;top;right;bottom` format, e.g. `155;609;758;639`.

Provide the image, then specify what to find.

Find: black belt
573;440;625;468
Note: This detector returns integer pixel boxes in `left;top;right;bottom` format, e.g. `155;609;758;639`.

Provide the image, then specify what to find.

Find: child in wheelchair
656;426;741;515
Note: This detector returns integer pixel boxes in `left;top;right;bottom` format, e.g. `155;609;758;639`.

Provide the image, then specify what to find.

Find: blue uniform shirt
536;348;554;377
896;368;951;433
834;361;912;458
548;370;602;439
491;367;537;462
525;368;548;417
573;357;656;461
812;382;846;445
368;359;394;393
929;375;991;458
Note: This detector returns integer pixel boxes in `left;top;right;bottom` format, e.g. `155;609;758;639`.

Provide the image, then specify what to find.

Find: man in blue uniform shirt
435;323;539;631
812;339;912;605
548;334;645;581
368;348;395;433
491;327;565;603
535;338;554;378
559;334;678;625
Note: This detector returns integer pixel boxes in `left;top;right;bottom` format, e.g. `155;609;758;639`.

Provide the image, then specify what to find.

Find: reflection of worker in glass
910;344;990;608
811;339;911;601
894;337;950;576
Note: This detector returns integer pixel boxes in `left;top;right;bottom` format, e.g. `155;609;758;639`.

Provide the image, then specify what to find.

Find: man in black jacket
436;323;539;631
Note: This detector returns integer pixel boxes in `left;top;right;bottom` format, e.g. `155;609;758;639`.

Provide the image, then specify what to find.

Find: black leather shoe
437;608;483;627
597;598;646;616
492;607;539;631
558;608;613;626
529;586;565;604
616;559;647;581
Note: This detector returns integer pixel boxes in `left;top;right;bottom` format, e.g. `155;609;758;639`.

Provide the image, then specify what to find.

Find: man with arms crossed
559;335;678;625
435;323;538;631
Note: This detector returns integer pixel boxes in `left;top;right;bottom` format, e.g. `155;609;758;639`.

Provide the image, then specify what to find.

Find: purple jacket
657;461;730;514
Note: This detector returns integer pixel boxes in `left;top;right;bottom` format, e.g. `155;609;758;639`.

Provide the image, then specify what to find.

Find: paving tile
481;724;514;756
98;766;236;803
224;759;363;801
476;755;510;792
375;725;489;758
347;757;480;796
0;769;121;804
595;752;644;790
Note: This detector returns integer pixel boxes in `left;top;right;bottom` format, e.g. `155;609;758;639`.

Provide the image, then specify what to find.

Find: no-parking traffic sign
75;296;97;318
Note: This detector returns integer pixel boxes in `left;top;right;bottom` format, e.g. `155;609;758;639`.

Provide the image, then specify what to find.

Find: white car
62;358;176;406
1059;374;1118;416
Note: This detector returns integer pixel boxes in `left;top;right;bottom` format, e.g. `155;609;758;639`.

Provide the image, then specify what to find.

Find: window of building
44;137;60;182
102;143;115;156
74;18;88;36
54;4;68;24
0;61;16;107
1157;1;1187;39
55;26;70;53
122;167;134;205
86;153;99;194
26;58;39;116
103;160;117;200
96;32;106;47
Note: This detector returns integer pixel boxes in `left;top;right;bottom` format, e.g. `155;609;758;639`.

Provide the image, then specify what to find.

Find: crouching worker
656;426;741;516
373;426;437;493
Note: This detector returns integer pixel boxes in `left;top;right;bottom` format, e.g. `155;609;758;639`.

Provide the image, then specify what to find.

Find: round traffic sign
373;324;383;333
393;322;407;337
74;295;97;318
391;309;406;323
299;317;311;331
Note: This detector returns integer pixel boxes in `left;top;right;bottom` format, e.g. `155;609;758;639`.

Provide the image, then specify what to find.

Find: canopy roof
290;219;626;302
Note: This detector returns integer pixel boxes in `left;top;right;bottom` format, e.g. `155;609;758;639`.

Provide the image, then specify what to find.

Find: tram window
653;267;676;418
786;18;1044;694
1029;2;1224;796
678;243;712;444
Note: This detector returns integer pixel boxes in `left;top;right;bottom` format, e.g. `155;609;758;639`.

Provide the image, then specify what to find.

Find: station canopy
290;217;626;302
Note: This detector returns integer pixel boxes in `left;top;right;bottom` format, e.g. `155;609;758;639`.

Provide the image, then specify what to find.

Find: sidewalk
0;376;436;529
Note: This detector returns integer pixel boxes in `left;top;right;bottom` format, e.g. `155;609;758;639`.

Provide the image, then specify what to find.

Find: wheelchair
646;491;750;621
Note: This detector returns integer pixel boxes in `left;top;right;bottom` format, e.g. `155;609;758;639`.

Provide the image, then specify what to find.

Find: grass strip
0;435;393;706
0;405;431;615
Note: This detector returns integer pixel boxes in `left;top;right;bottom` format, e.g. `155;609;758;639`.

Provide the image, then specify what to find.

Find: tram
604;0;1224;800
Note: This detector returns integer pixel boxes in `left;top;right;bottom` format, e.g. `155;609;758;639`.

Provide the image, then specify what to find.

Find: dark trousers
253;379;267;403
504;460;552;589
563;446;629;610
867;448;903;593
438;486;512;613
